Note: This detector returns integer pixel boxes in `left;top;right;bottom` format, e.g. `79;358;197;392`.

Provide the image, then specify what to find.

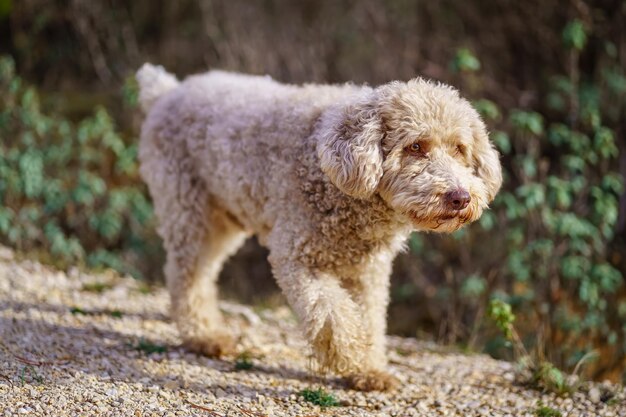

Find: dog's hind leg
140;135;247;357
164;206;247;357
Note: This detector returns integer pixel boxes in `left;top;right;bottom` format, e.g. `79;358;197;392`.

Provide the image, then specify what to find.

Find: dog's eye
406;142;423;156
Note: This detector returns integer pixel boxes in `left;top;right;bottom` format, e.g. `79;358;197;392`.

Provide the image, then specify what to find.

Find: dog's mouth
407;210;470;232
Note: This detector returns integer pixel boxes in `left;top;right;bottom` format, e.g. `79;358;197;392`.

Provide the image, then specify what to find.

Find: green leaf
0;55;15;80
487;299;516;340
451;48;481;72
594;127;618;159
478;210;496;231
563;19;587;50
0;207;14;234
461;275;487;298
591;264;622;293
507;251;530;282
299;388;340;408
601;174;623;194
510;110;544;135
491;131;511;154
561;256;590;280
516;184;545;209
516;155;537;179
473;99;500;121
18;150;44;198
121;75;139;108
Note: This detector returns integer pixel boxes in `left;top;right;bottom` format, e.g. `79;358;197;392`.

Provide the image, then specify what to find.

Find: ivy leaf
491;131;511;154
451;48;481;72
563;19;587;50
510;110;544;135
461;275;487;298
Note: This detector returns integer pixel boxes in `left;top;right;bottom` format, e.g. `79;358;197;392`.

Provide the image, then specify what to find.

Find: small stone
163;381;178;390
589;387;602;403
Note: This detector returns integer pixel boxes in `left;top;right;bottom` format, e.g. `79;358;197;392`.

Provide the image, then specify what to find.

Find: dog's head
317;78;502;233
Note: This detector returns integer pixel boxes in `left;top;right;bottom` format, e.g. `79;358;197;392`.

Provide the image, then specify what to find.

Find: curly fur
136;64;502;391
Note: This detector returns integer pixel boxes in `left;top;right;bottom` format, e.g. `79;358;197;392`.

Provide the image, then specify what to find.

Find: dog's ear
317;91;384;199
471;119;503;202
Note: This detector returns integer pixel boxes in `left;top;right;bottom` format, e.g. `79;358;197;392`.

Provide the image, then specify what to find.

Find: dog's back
138;67;366;236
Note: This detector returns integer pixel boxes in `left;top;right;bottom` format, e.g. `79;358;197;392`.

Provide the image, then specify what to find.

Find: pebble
589;387;602;403
163;381;178;390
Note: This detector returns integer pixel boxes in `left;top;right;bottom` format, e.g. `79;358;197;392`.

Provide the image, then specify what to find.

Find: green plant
133;338;167;354
70;307;123;318
19;365;43;385
607;397;619;407
298;388;340;407
531;362;571;394
451;48;481;72
534;404;562;417
69;307;88;315
81;282;113;293
488;299;583;394
108;309;123;318
0;55;162;280
234;351;254;370
487;299;515;341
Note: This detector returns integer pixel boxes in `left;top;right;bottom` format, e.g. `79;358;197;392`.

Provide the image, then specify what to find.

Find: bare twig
236;405;267;417
187;400;223;416
13;354;53;367
0;374;13;387
572;351;598;377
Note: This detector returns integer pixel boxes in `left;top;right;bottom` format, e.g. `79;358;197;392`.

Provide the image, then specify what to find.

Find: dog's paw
184;333;236;358
347;370;399;392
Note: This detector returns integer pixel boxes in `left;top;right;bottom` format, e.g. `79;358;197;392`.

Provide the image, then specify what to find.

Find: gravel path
0;247;624;417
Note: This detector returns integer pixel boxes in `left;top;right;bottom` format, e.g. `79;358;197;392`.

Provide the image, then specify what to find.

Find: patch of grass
70;307;88;315
70;307;123;318
20;365;43;385
395;347;412;357
606;397;619;406
133;338;167;354
108;309;123;318
81;282;113;293
534;404;562;417
457;343;478;355
487;299;582;396
137;284;152;295
234;351;254;370
531;362;573;394
299;388;340;407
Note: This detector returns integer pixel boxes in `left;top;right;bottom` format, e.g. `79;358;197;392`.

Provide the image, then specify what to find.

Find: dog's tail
136;63;179;112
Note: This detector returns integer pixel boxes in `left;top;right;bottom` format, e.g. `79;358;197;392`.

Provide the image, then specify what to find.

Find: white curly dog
136;64;502;391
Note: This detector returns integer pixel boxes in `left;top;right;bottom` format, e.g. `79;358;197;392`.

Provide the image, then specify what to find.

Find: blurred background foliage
1;0;625;383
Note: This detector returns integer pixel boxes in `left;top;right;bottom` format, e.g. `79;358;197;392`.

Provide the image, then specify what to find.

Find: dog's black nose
445;189;470;211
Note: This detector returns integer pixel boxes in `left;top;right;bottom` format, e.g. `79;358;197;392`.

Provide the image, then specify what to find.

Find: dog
136;64;502;391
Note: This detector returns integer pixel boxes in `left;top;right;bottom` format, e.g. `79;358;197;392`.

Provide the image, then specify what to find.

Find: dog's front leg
268;251;397;391
344;256;399;391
